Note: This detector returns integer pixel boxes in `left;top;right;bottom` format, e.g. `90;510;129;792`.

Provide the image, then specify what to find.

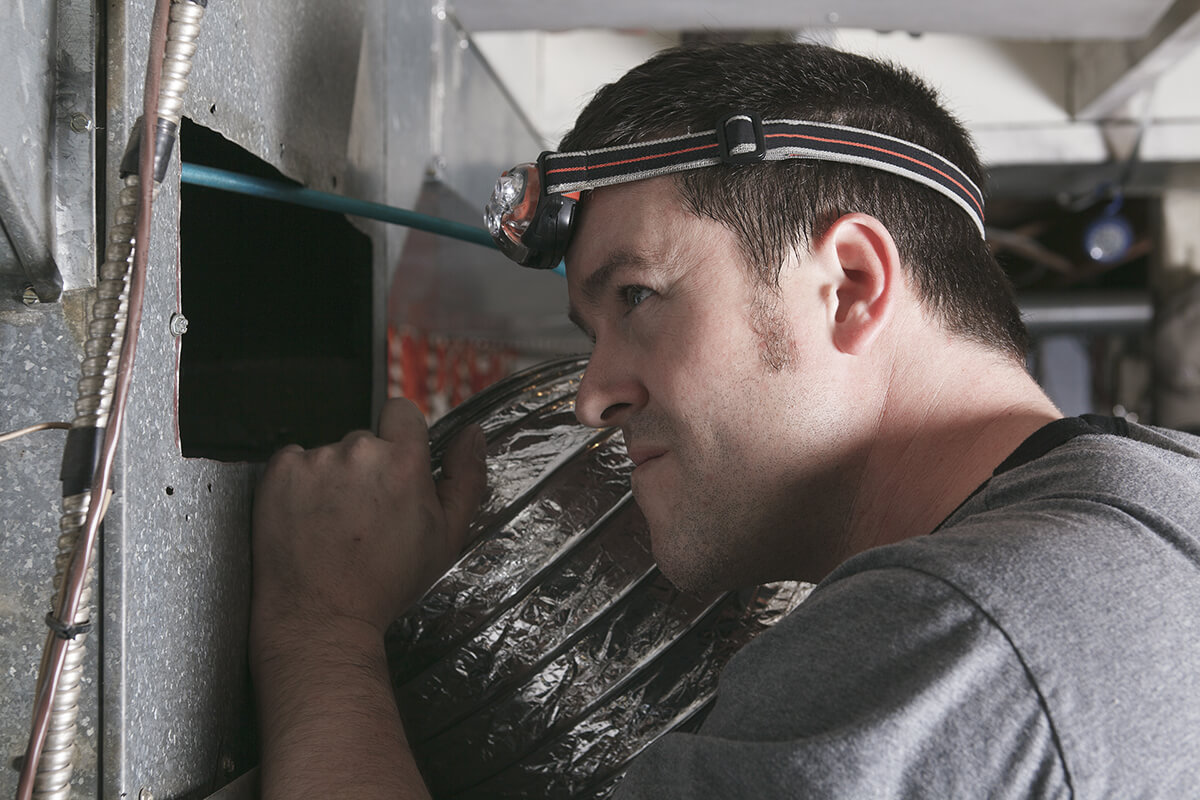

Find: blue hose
180;162;496;249
180;163;566;276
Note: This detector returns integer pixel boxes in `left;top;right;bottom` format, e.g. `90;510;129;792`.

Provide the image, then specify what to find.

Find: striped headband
542;113;986;238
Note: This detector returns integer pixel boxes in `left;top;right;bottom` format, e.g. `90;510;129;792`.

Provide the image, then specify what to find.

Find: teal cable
181;163;497;249
180;163;567;276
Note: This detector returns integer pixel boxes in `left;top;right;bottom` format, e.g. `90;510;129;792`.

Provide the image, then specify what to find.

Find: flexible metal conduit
34;172;140;799
159;1;206;128
21;2;207;798
32;172;137;796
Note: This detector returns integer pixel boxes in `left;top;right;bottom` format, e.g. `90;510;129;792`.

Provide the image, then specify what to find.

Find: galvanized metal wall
2;0;100;795
2;0;548;797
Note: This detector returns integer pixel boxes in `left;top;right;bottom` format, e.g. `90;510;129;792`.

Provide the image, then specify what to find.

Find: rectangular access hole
179;118;373;461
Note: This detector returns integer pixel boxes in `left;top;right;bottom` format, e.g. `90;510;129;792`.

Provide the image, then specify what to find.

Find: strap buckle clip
716;113;766;165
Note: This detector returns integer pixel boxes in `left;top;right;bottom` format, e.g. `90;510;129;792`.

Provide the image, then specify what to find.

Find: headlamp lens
484;159;575;269
485;163;541;253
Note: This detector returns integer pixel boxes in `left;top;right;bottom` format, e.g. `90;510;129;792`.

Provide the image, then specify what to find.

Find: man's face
566;178;859;592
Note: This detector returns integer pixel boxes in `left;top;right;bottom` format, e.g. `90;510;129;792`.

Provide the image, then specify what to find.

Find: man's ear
818;213;901;356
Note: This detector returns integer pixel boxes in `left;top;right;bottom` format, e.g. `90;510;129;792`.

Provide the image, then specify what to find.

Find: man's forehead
566;177;680;254
565;178;685;272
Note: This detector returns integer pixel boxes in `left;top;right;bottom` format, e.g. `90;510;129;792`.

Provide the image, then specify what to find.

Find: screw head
22;286;40;306
169;312;189;336
70;112;92;133
138;789;154;800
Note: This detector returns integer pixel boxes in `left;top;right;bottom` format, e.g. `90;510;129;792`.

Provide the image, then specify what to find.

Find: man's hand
249;398;487;800
251;398;488;646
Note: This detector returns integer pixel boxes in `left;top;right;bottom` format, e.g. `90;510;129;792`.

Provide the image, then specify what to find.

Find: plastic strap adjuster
716;113;766;164
45;612;93;640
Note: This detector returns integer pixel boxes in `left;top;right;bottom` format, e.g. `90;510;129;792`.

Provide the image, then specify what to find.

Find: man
251;43;1200;797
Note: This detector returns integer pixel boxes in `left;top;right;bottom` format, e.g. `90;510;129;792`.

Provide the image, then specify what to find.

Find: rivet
70;112;92;133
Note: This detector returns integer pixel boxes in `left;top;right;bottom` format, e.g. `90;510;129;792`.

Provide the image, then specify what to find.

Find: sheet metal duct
0;1;567;797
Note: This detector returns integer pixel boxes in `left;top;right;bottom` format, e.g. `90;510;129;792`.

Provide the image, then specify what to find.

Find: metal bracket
0;157;62;302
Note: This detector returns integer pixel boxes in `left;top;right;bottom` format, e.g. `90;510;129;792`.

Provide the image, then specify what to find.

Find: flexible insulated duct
397;356;812;799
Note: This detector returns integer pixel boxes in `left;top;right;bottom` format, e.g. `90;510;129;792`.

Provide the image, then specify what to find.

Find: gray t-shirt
616;417;1200;798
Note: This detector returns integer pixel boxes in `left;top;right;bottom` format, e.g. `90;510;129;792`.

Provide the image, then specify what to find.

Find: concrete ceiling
449;0;1177;40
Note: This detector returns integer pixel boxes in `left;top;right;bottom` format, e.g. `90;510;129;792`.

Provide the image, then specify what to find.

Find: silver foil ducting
389;356;813;799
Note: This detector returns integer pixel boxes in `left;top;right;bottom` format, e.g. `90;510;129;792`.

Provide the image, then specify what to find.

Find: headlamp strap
541;114;985;238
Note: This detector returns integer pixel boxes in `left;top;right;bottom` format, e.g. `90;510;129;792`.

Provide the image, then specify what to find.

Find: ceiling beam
450;0;1173;39
1071;0;1200;121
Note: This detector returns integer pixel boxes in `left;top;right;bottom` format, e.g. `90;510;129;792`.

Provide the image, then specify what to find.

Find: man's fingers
436;424;488;550
378;397;431;458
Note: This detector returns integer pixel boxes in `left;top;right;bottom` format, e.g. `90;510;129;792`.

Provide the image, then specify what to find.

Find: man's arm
250;399;487;799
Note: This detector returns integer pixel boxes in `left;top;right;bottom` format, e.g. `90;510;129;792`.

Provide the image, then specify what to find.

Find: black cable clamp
45;612;94;641
60;425;105;498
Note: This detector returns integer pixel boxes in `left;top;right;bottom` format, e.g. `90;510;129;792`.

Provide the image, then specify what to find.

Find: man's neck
844;346;1062;556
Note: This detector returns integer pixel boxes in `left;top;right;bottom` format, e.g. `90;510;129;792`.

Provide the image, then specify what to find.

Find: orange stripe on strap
765;132;983;216
545;142;719;176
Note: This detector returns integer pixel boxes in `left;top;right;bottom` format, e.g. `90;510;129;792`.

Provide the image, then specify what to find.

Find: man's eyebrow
566;250;652;337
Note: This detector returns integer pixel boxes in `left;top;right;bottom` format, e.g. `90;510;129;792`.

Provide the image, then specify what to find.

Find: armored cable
16;2;207;797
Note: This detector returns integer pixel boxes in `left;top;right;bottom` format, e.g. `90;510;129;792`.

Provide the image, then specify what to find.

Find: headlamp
485;113;986;270
484;156;578;270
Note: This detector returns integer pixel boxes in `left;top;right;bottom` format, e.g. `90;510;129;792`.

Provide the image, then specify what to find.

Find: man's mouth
626;446;666;468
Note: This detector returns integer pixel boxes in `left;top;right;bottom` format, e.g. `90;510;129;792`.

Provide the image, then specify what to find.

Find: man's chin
633;490;728;594
645;529;723;595
660;564;732;597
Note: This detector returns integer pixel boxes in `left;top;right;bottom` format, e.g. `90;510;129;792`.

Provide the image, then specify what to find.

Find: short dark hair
560;42;1028;361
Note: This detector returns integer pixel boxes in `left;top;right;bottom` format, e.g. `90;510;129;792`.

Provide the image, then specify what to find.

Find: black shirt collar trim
992;414;1130;477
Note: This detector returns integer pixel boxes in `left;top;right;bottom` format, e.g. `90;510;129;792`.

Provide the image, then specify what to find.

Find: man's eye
622;285;655;309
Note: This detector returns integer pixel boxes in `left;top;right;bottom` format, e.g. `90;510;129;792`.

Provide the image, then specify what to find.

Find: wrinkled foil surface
388;356;813;798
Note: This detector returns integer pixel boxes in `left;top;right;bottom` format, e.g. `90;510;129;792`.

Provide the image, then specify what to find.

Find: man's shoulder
977;418;1200;519
793;422;1200;797
848;418;1200;590
621;562;1068;800
825;418;1200;655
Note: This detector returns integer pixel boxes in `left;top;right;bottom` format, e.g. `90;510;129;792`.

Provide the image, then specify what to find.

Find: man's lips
626;446;666;468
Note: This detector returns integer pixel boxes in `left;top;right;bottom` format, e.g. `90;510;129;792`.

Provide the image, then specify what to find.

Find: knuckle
343;433;380;461
262;445;300;481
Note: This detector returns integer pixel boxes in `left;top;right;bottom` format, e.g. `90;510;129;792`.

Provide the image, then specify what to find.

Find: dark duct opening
179;118;373;461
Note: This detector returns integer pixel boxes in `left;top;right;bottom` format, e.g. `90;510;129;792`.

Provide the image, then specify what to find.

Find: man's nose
573;344;647;429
